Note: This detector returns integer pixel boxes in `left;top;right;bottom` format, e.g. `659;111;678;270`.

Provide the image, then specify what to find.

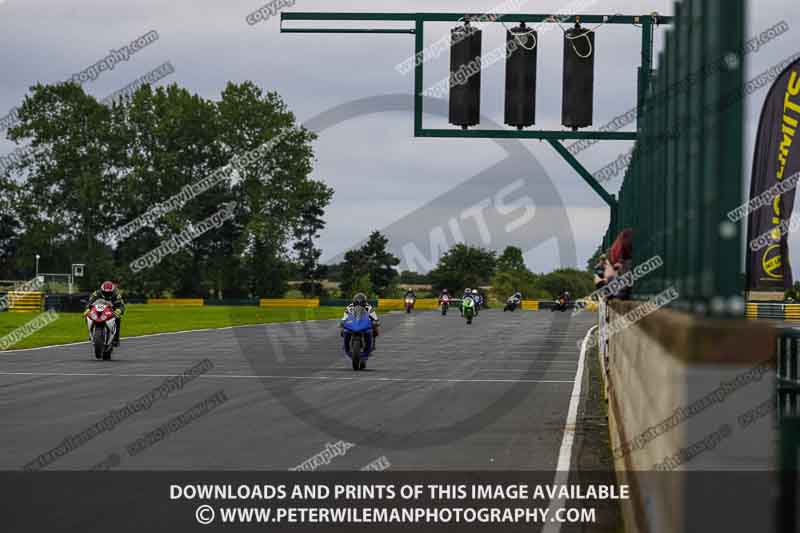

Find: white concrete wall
600;301;776;533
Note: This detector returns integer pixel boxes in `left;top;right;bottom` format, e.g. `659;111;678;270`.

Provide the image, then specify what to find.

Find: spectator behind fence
594;253;608;290
606;229;633;300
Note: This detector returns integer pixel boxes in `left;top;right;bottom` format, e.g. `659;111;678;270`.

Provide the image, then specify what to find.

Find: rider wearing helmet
460;288;471;316
341;293;380;347
85;281;126;346
505;290;523;311
438;288;449;303
557;289;571;310
471;288;482;313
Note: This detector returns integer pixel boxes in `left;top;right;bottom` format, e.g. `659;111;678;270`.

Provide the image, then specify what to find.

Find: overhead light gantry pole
280;11;672;237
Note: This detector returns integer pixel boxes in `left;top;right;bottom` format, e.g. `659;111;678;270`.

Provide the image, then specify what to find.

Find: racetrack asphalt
0;309;597;472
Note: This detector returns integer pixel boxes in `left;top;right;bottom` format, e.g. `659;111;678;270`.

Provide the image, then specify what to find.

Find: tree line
0;80;331;298
0;79;593;300
330;237;593;301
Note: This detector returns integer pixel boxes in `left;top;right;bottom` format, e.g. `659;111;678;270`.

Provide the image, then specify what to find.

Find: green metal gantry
280;11;672;225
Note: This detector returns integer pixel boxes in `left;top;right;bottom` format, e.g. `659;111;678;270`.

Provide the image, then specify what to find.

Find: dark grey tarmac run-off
1;310;597;470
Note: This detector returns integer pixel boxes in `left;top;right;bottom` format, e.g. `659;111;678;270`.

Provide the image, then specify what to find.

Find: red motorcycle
85;299;118;360
439;295;450;316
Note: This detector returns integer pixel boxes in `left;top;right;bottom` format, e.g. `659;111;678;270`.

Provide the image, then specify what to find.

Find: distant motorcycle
504;296;522;312
462;297;477;325
439;294;450;316
342;306;375;370
404;295;416;314
551;297;570;312
86;299;118;360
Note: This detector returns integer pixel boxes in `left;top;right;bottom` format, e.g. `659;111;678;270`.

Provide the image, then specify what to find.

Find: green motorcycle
462;296;476;325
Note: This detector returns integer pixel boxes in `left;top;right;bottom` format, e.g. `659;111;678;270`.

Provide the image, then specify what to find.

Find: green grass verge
0;305;343;351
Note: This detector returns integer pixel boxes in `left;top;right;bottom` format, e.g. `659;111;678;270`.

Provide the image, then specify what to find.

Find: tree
399;270;431;285
293;181;334;297
216;82;325;298
491;246;542;300
325;262;344;282
361;231;399;297
0;177;21;279
339;249;370;298
534;268;594;298
429;244;496;293
7;82;123;290
5;80;333;297
338;231;400;298
497;246;526;273
349;273;373;298
293;240;326;297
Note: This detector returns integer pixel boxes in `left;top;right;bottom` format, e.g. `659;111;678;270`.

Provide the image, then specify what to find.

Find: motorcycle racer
462;294;477;324
460;288;471;316
403;288;416;313
552;290;572;312
85;281;125;346
471;289;482;313
438;288;450;304
340;293;380;350
504;291;522;311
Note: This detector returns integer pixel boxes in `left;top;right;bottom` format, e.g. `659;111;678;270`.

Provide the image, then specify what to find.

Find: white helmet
472;289;478;294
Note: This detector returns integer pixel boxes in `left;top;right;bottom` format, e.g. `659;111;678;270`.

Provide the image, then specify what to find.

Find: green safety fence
776;328;800;532
780;417;800;533
602;0;745;315
777;328;800;419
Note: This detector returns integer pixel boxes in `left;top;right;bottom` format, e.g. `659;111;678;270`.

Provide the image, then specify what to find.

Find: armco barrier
539;300;555;310
746;302;800;321
378;298;439;310
260;298;319;308
319;298;350;307
320;298;378;308
205;298;260;306
146;298;204;306
598;299;775;533
7;291;44;312
516;300;590;311
44;293;90;313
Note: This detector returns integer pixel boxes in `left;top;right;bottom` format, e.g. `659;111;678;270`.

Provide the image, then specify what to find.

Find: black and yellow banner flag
746;57;800;290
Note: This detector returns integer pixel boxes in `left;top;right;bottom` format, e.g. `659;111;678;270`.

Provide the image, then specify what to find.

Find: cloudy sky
1;0;798;274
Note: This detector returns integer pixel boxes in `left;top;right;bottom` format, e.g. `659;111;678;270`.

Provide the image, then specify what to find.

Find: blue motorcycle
342;306;374;371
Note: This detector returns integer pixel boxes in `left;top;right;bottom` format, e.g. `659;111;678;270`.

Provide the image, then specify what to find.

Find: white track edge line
542;324;596;533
